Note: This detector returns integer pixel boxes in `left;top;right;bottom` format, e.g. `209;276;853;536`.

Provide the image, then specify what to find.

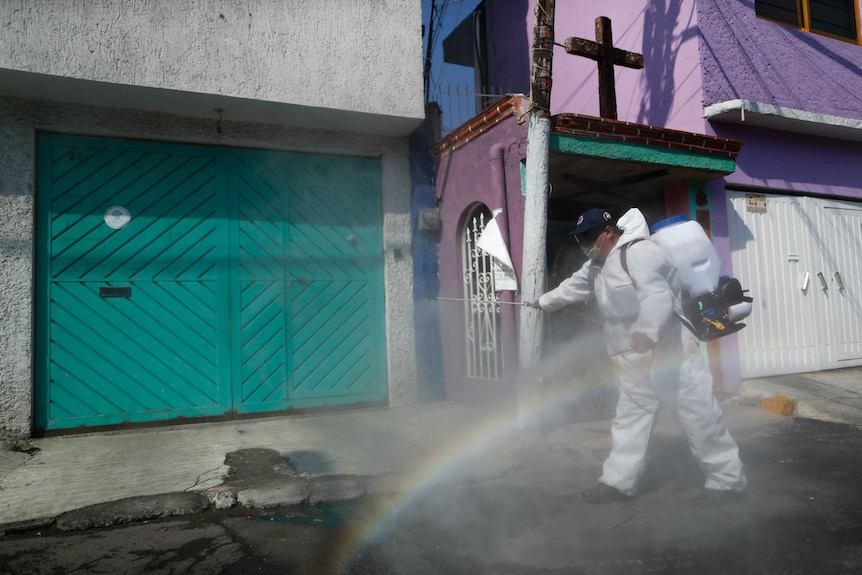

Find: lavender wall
697;0;862;119
713;123;862;201
698;0;862;199
436;115;527;403
700;0;862;238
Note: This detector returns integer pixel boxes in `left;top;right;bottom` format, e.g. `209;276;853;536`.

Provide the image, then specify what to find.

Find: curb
55;492;209;532
0;474;384;535
0;455;519;535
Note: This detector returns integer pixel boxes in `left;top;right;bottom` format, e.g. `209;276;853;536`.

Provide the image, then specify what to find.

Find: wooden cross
564;16;644;120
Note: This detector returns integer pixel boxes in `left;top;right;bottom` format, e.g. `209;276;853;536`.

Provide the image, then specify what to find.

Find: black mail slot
100;287;131;298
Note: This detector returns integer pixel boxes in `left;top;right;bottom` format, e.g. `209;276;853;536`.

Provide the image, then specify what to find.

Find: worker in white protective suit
532;207;748;507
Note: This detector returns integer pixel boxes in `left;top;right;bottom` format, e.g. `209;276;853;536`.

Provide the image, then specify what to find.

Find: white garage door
728;191;862;378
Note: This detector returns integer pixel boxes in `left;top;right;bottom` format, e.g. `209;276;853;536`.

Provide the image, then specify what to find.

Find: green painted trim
519;160;527;196
550;133;737;174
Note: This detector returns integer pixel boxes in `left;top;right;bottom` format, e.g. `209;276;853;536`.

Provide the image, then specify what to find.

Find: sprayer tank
650;215;721;298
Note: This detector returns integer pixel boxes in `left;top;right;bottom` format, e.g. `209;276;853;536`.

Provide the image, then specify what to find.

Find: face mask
581;243;602;261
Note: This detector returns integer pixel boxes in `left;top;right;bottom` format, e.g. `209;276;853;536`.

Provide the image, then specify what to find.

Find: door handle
834;272;845;291
287;279;307;288
817;272;828;292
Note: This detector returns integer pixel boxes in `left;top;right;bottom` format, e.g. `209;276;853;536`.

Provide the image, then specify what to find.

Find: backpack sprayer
650;215;753;341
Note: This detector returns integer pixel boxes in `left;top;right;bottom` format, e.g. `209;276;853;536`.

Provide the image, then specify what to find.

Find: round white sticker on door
104;206;131;230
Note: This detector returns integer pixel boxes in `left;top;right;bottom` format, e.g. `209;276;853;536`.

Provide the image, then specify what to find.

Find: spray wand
429;296;532;306
428;296;604;326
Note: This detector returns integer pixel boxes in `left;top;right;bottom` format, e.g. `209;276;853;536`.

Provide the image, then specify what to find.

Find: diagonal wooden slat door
233;151;290;412
37;136;388;431
235;151;388;412
36;135;231;430
283;154;387;405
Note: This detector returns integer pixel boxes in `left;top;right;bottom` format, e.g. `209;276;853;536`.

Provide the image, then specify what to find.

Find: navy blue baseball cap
570;208;613;236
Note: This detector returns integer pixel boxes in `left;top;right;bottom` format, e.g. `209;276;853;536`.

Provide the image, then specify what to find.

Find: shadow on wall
714;121;862;188
698;0;794;104
489;0;531;95
410;116;444;402
636;0;699;127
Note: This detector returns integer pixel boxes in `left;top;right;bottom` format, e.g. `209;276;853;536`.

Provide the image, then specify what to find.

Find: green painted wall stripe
549;133;737;174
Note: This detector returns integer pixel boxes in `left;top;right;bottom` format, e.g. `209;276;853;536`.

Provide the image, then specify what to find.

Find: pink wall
528;0;706;133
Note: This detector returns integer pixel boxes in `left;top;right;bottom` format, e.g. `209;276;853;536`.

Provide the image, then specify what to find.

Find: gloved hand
629;332;655;353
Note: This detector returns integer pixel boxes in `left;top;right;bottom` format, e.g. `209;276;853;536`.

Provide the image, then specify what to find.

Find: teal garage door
36;134;387;432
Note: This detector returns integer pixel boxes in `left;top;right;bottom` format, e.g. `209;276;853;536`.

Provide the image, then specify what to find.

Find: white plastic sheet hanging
477;210;518;291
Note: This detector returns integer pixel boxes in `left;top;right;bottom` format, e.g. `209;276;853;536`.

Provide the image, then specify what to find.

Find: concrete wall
0;0;425;135
0;96;417;436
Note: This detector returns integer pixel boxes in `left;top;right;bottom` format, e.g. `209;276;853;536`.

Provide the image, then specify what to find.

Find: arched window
461;204;503;380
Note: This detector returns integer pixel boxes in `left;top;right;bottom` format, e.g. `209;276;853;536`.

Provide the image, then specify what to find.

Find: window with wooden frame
755;0;860;43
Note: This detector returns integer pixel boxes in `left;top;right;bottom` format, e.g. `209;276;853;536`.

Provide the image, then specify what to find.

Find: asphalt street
3;411;862;574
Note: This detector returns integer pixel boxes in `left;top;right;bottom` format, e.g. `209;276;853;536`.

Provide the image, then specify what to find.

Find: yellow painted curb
758;394;797;416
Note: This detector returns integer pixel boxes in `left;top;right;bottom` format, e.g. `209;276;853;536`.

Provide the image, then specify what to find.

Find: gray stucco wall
0;96;417;436
0;0;424;124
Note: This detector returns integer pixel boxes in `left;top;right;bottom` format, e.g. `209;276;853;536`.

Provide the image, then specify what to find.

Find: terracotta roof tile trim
433;98;743;160
553;114;743;159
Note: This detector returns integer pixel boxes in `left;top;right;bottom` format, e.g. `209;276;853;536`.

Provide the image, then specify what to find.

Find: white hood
611;208;651;253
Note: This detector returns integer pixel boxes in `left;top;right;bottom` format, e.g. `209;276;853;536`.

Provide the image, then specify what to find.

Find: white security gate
728;191;862;377
462;206;503;380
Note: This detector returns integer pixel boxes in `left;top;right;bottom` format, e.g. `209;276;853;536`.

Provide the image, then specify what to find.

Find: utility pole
518;0;555;427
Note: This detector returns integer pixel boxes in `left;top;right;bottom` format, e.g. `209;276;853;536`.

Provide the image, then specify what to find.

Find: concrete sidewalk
2;367;861;533
0;402;515;530
736;366;862;425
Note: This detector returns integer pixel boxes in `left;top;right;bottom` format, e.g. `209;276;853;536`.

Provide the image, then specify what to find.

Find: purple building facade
434;0;862;404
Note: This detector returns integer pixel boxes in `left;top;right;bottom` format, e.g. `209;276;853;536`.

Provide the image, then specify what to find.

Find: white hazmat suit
538;208;747;496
